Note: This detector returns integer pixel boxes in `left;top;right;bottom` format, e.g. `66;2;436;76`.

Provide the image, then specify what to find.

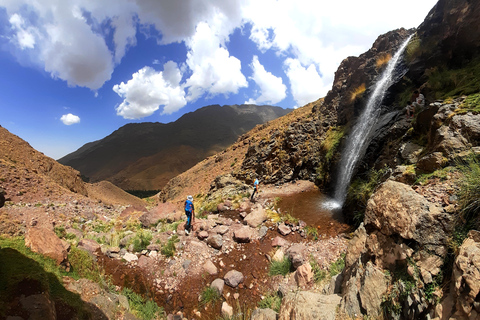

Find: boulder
416;152;446;174
287;244;306;269
278;223;291;236
244;207;267;227
358;262;388;318
224;270;244;288
399;142;423;164
233;226;252;243
295;263;313;288
203;260;218;275
25;227;67;265
451;113;480;145
212;225;229;235
78;238;100;255
365;180;452;248
140;202;180;227
278;291;341;320
211;278;224;295
345;224;367;268
453;233;480;318
207;234;223;249
251;308;277;320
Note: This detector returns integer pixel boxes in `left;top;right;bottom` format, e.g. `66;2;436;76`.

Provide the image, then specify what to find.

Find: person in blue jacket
184;195;195;234
250;178;259;201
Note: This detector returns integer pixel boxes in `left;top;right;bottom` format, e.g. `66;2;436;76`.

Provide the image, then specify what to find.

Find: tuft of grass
268;256;292;276
458;93;480;114
258;292;282;312
161;234;179;257
200;286;221;306
321;127;345;163
304;226;319;240
329;253;345;277
350;83;366;102
122;287;164;320
68;246;103;283
310;256;327;284
132;229;153;252
376;53;392;69
457;154;480;229
414;166;455;186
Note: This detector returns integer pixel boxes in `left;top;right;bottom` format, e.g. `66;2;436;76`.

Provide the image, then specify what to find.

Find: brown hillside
158;101;317;206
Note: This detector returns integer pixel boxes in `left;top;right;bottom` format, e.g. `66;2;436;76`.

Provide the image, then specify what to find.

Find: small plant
68;246;103;283
304;226;319;240
268;256;292;276
161;234;179;257
200;286;221;306
310;255;327;283
415;166;453;186
132;229;153;252
122;287;164;320
258;292;282;312
54;226;66;238
350;83;366;102
329;253;345;277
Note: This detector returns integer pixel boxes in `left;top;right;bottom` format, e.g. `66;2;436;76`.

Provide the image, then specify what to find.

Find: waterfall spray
326;35;413;209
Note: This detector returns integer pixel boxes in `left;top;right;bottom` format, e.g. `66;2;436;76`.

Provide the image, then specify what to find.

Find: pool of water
275;189;351;237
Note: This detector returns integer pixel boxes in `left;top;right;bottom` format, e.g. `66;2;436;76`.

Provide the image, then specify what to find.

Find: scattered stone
78;238;101;255
233;226;252;243
207;234;223;249
278;291;341;320
272;248;284;262
213;225;229;235
197;231;209;240
203;260;218;275
147;244;160;251
278;223;291;236
251;308;277;320
272;236;289;247
222;302;233;317
295;263;313;287
123;252;138;262
211;278;224;295
287;244;306;269
224;270;244;288
182;260;191;270
244;207;267;227
258;226;268;239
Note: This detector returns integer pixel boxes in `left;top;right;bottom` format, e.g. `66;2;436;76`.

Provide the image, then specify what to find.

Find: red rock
25;227;67;265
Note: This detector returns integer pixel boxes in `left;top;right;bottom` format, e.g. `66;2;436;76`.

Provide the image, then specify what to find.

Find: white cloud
184;22;248;102
284;58;328;107
60;113;81;125
113;62;186;119
249;55;286;105
8;13;36;49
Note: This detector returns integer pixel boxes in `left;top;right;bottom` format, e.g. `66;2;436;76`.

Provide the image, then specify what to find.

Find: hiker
184;195;195;234
250;178;259;201
406;90;425;119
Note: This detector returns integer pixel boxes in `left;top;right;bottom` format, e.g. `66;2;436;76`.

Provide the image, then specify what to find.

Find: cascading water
325;35;413;209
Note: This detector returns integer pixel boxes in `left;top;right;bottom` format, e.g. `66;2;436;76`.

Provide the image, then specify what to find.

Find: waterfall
327;35;413;209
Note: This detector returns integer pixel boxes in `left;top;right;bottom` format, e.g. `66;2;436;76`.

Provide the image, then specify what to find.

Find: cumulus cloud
248;55;286;105
284;58;328;107
60;113;81;125
184;22;248;102
113;61;186;119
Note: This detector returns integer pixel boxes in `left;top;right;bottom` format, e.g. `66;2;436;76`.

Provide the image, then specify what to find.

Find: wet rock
224;270;244;288
207;234;223;249
203;260;218;275
272;236;289;247
25;227;67;265
286;244;306;269
251;308;277;320
295;263;313;288
211;278;224;295
233;226;252;243
278;291;341;320
278;223;291;236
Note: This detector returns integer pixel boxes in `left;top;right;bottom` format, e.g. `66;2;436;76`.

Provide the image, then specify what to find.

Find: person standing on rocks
184;195;195;234
250;178;259;201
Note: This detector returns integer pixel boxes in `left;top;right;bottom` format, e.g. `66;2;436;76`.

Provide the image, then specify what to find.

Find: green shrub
458;154;480;223
258;292;282;312
268;257;292;276
68;246;103;283
161;235;179;257
200;286;220;306
122;287;164;320
132;229;153;252
310;256;327;283
329;253;345;277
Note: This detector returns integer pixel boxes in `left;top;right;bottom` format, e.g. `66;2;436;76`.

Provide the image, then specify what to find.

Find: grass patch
415;166;455;186
456;153;480;231
132;229;153;252
122;287;164;320
458;93;480;114
310;256;327;283
258;292;282;312
68;246;104;283
200;286;221;306
321;127;345;163
161;234;179;257
329;253;345;277
350;83;366;102
376;53;392;69
304;226;319;240
268;256;292;276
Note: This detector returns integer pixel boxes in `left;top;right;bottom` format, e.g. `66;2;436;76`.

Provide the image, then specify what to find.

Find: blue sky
0;0;437;160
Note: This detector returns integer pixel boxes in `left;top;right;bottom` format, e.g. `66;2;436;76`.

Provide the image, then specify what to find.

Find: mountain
58;104;291;191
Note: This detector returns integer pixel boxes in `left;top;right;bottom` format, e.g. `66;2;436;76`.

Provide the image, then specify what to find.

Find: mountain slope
58;104;291;190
